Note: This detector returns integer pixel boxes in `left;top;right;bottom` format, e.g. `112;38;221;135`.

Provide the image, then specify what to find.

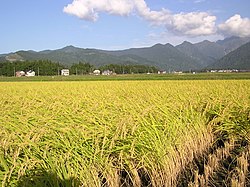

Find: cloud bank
63;0;250;37
218;14;250;37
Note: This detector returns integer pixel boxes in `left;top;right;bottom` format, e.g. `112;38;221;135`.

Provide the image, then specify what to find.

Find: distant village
16;70;36;77
15;69;115;77
15;68;242;77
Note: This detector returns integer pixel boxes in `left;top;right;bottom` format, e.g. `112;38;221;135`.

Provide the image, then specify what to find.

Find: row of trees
0;60;64;76
99;64;158;74
70;62;94;75
0;60;159;76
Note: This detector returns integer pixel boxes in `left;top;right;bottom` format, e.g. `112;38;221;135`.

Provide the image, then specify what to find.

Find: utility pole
38;67;40;76
13;67;16;77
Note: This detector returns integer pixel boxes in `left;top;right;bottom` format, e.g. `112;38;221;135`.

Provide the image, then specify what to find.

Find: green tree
70;62;94;75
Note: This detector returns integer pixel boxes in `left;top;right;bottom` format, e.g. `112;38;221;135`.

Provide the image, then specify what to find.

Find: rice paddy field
0;79;249;186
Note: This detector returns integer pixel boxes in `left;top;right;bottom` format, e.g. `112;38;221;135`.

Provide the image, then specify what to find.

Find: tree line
0;60;159;76
99;64;158;74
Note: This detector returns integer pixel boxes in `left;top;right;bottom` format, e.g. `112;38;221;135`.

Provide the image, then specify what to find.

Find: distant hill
105;43;203;71
4;53;24;62
14;46;127;67
216;36;250;54
0;44;203;71
194;40;226;60
208;41;250;70
0;56;6;62
176;41;215;67
1;36;250;71
177;36;250;65
176;36;250;68
1;46;162;69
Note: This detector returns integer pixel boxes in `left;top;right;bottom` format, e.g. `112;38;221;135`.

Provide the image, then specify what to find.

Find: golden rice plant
0;80;249;186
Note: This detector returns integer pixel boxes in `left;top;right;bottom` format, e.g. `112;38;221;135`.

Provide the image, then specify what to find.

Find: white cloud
132;0;217;36
194;0;206;3
133;0;173;28
218;14;250;37
64;0;217;37
66;0;250;38
171;12;216;36
63;0;134;21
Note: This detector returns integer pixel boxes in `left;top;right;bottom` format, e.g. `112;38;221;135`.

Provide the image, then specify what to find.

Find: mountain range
1;36;250;71
207;41;250;70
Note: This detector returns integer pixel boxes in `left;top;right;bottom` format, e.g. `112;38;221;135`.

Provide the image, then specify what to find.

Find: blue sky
0;0;250;53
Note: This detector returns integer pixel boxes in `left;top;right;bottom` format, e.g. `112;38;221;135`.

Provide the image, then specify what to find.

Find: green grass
0;72;250;82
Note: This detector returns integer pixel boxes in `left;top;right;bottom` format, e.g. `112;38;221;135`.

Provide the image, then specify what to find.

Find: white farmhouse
61;69;69;76
102;70;112;75
26;70;35;77
93;70;101;75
